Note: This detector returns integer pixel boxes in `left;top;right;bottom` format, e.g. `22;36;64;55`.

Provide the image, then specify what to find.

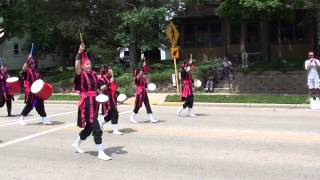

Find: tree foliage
215;0;305;20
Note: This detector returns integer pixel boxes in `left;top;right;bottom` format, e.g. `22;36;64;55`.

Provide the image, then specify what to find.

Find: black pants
183;95;194;109
0;93;12;115
78;97;102;144
21;95;46;117
104;106;119;124
134;94;152;114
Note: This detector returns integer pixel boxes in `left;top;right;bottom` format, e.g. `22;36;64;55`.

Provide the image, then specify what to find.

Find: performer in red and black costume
17;55;52;125
177;58;197;117
98;65;124;135
0;63;14;117
71;43;112;161
129;61;157;123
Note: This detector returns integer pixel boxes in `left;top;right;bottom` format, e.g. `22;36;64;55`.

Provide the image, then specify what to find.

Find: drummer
98;65;124;135
129;60;157;123
71;43;111;161
0;64;14;117
176;58;197;117
17;55;52;125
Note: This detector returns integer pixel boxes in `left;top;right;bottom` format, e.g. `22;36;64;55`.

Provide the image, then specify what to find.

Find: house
0;37;63;70
174;1;318;63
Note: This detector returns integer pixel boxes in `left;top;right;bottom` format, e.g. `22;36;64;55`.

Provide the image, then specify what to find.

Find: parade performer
0;63;14;117
17;46;52;125
98;65;124;135
71;43;112;161
176;58;197;117
129;61;157;123
305;51;320;99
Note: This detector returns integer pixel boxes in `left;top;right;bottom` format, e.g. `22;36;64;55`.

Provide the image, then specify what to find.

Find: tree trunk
240;19;246;53
316;10;320;56
260;17;270;62
129;23;137;71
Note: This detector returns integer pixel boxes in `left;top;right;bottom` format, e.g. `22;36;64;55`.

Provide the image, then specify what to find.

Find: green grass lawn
165;95;308;104
18;94;79;101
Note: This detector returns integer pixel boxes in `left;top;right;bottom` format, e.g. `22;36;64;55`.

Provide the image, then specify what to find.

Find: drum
147;83;156;91
6;77;20;94
31;79;53;100
194;79;202;88
117;93;127;103
95;94;109;103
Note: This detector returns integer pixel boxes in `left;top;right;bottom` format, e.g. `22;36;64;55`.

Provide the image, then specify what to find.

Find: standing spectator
305;51;320;100
220;57;232;80
205;66;215;92
241;50;248;68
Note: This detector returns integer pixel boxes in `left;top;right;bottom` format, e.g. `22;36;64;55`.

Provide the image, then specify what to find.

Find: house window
210;22;223;46
196;23;209;47
13;43;19;55
230;23;240;44
184;24;196;47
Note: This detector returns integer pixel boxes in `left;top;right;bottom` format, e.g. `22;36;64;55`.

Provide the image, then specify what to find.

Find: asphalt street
0;102;320;180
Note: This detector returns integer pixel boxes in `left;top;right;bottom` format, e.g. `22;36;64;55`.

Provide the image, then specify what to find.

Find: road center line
0;111;77;127
0;111;131;148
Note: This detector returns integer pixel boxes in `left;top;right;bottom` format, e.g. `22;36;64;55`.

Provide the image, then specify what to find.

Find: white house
0;37;63;70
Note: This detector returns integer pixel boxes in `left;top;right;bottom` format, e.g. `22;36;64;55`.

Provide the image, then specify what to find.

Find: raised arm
75;43;85;75
22;63;28;72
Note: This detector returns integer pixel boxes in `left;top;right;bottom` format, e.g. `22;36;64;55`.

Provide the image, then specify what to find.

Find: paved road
0;102;320;180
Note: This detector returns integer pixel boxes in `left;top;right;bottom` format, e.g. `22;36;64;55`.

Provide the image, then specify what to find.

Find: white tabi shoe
148;114;158;123
96;144;112;161
72;136;85;153
42;117;53;125
18;115;26;126
187;108;197;117
112;124;124;135
130;112;138;123
99;116;107;130
176;107;184;116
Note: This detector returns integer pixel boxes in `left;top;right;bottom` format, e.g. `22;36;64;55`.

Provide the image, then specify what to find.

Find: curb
158;102;309;109
14;100;309;109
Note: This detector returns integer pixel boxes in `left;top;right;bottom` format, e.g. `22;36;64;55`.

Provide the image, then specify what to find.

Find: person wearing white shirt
305;51;320;99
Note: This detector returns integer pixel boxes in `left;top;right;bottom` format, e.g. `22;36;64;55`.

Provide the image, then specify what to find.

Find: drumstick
30;42;34;55
80;32;83;43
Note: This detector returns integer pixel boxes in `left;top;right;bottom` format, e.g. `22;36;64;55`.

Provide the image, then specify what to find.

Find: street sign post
166;21;180;93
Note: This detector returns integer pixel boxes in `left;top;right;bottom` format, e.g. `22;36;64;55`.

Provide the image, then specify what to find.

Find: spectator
305;51;320;100
220;57;232;80
241;50;248;68
205;66;215;92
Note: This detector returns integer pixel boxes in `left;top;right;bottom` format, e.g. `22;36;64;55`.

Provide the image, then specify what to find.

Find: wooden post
173;57;179;93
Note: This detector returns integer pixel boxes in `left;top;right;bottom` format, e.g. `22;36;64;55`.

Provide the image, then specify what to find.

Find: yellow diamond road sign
166;22;179;46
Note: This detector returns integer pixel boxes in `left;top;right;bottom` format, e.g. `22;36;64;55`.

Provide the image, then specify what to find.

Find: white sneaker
18;116;26;126
148;114;158;123
130;112;138;123
96;144;112;161
113;129;124;135
42;117;53;125
176;107;184;116
187;108;197;117
72;136;85;153
112;124;124;135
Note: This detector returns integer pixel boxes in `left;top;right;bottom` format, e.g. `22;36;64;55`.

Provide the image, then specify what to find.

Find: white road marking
0;111;77;127
0;123;76;148
0;110;132;148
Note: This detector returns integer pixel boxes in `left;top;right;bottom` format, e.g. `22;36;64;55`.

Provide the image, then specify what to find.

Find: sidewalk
14;93;310;109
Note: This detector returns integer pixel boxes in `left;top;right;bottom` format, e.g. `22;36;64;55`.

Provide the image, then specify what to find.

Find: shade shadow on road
86;146;128;156
27;121;66;126
106;128;137;134
138;120;166;124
